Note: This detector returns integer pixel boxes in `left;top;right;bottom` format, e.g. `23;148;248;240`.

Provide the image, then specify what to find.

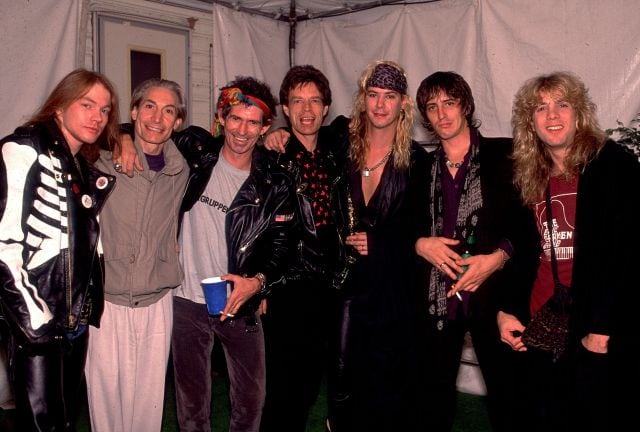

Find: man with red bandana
170;76;296;432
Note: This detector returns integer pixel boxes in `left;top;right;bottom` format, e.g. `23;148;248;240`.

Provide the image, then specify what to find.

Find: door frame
93;12;191;124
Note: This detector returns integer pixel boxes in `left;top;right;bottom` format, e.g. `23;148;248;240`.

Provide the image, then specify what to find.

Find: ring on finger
439;262;447;269
114;162;122;173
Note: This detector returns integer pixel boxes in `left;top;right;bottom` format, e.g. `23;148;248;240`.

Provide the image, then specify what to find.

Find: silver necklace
445;158;463;169
362;150;392;177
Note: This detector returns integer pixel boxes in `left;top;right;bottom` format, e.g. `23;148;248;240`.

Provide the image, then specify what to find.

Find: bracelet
253;272;267;293
493;248;509;270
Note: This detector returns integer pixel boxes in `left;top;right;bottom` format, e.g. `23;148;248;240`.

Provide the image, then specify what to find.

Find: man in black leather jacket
0;69;119;431
169;77;296;432
259;65;347;432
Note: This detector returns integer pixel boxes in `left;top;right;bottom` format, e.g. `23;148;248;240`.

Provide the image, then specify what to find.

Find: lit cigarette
455;292;463;301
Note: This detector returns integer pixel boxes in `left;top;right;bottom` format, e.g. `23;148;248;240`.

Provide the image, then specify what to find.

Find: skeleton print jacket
0;120;115;345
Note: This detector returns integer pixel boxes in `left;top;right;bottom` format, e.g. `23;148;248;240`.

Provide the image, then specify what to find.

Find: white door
95;14;190;124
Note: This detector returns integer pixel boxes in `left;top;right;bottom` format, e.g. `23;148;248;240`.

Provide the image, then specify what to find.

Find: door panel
96;14;189;124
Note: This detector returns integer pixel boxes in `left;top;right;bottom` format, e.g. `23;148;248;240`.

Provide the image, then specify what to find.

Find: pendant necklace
445;158;463;169
362;149;392;177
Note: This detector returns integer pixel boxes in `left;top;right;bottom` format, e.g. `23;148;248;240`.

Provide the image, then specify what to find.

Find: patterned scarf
427;141;483;330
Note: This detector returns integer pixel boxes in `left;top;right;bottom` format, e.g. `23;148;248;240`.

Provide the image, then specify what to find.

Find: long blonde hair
349;60;414;170
512;71;606;206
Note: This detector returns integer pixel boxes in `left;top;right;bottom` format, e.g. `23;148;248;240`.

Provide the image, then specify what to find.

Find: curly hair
415;71;480;135
26;68;120;163
512;71;606;206
279;65;332;107
349;60;414;170
217;76;278;125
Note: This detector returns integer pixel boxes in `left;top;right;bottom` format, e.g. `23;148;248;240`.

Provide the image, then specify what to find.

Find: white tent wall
0;0;215;138
1;0;640;141
212;5;289;130
0;0;84;137
213;0;640;142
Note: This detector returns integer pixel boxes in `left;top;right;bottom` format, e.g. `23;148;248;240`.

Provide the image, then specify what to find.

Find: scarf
427;140;483;330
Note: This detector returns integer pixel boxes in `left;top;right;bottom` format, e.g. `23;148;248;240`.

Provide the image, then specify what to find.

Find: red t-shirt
530;175;578;315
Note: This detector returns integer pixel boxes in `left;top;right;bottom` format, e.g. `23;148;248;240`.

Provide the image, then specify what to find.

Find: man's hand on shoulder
263;128;290;153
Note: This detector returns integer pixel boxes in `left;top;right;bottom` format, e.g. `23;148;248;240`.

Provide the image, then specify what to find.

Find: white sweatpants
85;293;173;432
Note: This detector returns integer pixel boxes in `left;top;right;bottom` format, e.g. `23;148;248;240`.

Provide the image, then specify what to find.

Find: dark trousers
260;279;333;432
327;295;427;432
424;312;512;432
172;296;265;432
515;347;572;432
513;343;614;432
9;330;88;432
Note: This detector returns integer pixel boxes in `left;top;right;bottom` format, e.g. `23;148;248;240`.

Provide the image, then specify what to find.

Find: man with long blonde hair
347;60;414;175
328;60;430;431
498;71;640;431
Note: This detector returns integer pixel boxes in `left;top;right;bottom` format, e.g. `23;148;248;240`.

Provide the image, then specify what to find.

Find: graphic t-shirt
174;154;249;303
530;175;578;315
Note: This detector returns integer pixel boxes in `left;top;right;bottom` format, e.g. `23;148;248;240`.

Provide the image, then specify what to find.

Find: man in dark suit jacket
414;71;531;432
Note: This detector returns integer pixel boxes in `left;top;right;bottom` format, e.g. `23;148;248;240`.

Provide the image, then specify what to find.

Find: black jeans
260;278;333;432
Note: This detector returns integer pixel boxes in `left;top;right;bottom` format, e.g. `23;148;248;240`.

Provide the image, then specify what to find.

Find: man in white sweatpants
84;78;189;432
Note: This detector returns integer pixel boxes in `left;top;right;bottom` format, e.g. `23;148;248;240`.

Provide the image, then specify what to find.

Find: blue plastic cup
201;277;228;316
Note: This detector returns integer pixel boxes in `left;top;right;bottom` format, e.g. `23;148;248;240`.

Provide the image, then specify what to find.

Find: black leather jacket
0;121;114;344
273;125;350;283
173;126;297;314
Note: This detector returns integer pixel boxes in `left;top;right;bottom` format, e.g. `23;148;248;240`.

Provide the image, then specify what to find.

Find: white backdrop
1;0;640;141
212;0;640;142
0;0;83;137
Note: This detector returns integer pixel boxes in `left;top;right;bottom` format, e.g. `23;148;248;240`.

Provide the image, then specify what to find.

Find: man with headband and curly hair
115;76;295;431
160;76;296;432
498;71;640;431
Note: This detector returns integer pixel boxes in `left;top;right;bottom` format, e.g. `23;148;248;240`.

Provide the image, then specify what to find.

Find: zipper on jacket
66;247;75;330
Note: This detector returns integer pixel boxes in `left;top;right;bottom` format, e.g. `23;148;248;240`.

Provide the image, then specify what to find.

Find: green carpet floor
1;355;492;431
1;382;491;432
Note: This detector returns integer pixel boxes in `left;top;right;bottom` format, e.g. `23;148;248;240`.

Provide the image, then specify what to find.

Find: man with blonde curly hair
498;71;640;431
